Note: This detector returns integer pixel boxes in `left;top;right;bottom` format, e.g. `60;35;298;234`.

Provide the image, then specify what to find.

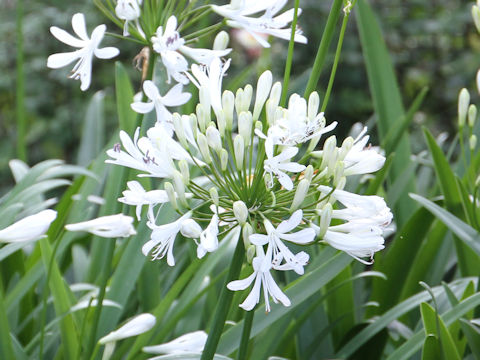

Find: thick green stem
321;7;352;112
237;309;255;360
16;0;27;161
200;234;245;360
303;0;343;98
280;0;300;106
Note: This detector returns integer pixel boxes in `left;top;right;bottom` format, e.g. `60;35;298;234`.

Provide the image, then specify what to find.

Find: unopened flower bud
308;92;320;120
468;104;477;128
197;133;212;164
190;114;198;138
458;88;470;128
220;149;229;171
173;113;188;149
164;182;178;211
234;135;245;169
179;160;190;184
306;135;321;153
339;137;354;161
336;176;346;191
473;5;480;33
238;111;253;143
199;87;211;117
235;88;244;116
333;161;345;185
242;84;253;112
99;313;155;345
209;187;219;206
233;201;248;224
253;71;272;120
255;121;263;133
269;82;282;108
265;99;277;125
217;110;226;137
318;203;332;238
243;223;253;247
246;244;256;263
470;134;477;150
222;91;235;130
180;219;202;238
213;31;229;50
196;103;208;133
173;170;187;207
206;126;222;153
264;172;274;188
304;165;314;182
290;179;310;212
321;136;337;169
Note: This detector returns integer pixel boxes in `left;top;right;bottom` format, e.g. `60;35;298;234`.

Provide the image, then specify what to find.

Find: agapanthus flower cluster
107;56;392;311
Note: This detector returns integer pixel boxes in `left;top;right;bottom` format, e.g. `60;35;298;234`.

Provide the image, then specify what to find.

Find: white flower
151;16;231;84
0;209;57;243
142;330;207;355
249;210;314;275
99;313;156;344
227;246;290;312
47;13;119;91
65;214;136;238
318;186;393;228
267;94;337;146
323;226;385;265
118;181;170;220
106;128;177;178
196;214;219;258
115;0;143;37
342;127;385;176
131;81;191;133
143;212;199;266
264;146;305;191
188;57;231;116
212;0;307;48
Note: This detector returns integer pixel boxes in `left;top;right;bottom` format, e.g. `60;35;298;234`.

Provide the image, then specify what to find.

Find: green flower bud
243;84;253;112
246;244;256;264
165;182;178;211
238;111;253;143
308;92;320;120
318;203;332;238
468;104;477;128
233;200;249;224
179;160;190;184
217;109;226;138
197;133;212;164
173;170;187;207
253;71;272;121
234;134;245;169
206;125;222;153
222;90;235;131
213;31;229;50
209;187;219;206
242;223;253;248
220;149;229;171
173;113;188;149
290;179;310;212
470;134;477;150
196;103;208;133
458;88;470;128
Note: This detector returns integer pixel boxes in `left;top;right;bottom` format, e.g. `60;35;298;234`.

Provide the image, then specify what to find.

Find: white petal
50;26;85;47
131;101;155;114
71;13;89;40
47;51;80;69
94;47;120;59
98;313;156;344
227;272;257;291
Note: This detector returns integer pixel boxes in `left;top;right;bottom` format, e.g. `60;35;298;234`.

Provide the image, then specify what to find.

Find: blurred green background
0;0;477;190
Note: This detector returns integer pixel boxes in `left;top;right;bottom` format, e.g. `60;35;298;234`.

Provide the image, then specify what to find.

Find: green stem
0;280;15;360
237;309;254;360
16;0;27;161
321;5;352;112
200;234;245;360
280;0;300;106
303;0;343;98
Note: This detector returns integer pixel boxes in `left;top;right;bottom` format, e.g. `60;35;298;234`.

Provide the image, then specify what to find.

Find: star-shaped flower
47;13;119;91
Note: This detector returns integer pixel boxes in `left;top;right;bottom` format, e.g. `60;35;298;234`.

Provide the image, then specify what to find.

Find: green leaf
459;319;480;359
356;0;416;227
77;91;105;167
337;278;473;358
409;193;480;257
386;291;480;360
115;62;137;133
0;285;15;360
420;302;461;360
422;334;441;360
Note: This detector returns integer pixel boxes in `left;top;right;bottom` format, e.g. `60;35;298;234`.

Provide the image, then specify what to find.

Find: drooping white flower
264;146;305;191
323;226;385;265
317;186;393;228
151;16;231;84
99;313;156;344
47;13;119;91
227;246;290;312
188;57;231;116
118;180;170;220
143;212;199;266
212;0;307;48
65;214;136;238
342;127;385;176
249;210;314;275
115;0;143;37
142;330;207;355
131;81;191;133
196;214;219;258
0;209;57;243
